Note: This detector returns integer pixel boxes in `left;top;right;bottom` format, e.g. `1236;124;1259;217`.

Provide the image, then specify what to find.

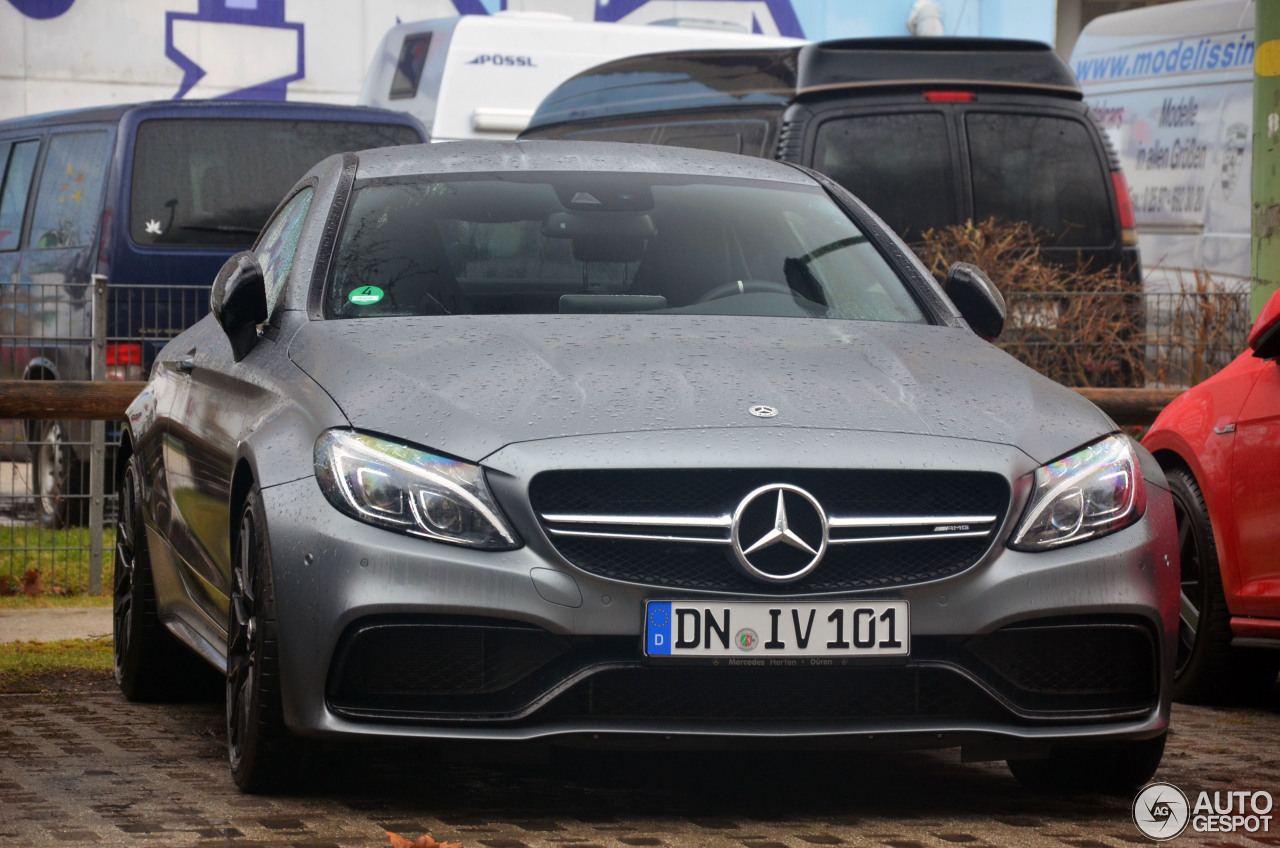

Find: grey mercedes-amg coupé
114;141;1178;794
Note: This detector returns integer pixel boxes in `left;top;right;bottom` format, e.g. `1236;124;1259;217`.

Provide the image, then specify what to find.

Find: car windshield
129;118;422;249
325;172;926;322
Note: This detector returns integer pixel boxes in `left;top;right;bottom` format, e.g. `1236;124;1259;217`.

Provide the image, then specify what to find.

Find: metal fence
1140;289;1254;386
0;278;210;598
0;282;1254;596
999;288;1252;388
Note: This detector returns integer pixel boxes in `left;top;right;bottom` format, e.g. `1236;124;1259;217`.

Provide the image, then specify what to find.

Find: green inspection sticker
348;286;384;306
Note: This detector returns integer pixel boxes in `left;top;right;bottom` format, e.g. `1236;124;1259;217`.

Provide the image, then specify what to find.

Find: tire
113;453;213;701
1166;466;1280;704
227;487;298;793
32;419;88;528
1007;733;1166;794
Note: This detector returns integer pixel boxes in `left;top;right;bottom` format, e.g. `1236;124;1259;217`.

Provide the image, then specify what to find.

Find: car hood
288;315;1112;464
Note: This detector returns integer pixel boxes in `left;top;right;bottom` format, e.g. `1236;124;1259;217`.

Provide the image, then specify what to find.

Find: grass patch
0;637;113;693
0;525;115;599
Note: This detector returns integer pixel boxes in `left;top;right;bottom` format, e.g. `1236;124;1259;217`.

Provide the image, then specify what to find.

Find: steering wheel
694;279;794;303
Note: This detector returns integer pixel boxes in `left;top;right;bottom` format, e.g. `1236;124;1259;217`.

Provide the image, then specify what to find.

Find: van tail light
106;342;145;382
1112;170;1139;246
923;91;976;102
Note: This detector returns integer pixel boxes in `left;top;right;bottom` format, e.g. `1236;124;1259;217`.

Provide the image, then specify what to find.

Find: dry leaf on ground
385;830;462;848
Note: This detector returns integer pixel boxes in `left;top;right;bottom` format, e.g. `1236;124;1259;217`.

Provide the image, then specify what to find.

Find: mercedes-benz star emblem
748;405;778;418
730;484;828;582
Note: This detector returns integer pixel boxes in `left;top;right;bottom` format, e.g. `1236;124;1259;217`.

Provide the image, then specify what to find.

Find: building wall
0;0;1058;121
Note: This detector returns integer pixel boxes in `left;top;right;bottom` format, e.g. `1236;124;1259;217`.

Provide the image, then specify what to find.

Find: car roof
0;99;424;133
526;37;1081;133
351;139;818;184
1076;0;1251;39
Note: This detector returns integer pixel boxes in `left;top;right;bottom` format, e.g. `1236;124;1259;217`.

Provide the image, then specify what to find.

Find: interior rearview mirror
211;251;268;362
543;211;656;263
944;261;1005;341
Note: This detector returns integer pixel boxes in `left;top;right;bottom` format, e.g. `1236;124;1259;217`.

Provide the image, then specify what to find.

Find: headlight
1009;434;1146;551
314;430;519;549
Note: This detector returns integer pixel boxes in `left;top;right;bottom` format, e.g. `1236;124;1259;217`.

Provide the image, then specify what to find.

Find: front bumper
260;429;1179;755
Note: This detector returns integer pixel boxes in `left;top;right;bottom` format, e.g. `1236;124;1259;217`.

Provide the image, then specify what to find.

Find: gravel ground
1;670;1278;848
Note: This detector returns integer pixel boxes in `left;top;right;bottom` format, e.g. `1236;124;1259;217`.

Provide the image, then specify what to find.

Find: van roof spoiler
526;37;1081;134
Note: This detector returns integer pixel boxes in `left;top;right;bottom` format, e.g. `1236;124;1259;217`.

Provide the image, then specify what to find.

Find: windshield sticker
144;219;163;235
349;286;384;306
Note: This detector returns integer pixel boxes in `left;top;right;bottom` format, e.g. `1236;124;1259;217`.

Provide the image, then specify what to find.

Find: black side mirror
944;261;1005;341
211;251;267;361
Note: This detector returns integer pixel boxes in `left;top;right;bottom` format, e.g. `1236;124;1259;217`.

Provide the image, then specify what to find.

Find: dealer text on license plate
644;600;909;657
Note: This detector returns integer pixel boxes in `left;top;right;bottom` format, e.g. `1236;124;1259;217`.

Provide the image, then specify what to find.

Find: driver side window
255;187;314;318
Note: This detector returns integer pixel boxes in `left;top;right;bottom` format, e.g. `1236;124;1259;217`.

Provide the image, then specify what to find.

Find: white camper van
1071;0;1255;294
358;13;803;142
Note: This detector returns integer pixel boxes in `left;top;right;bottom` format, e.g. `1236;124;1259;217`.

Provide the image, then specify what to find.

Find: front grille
533;469;1005;515
549;536;994;593
531;469;1009;593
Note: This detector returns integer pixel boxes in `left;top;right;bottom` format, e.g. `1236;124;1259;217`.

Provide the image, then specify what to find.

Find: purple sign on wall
7;0;76;19
588;0;804;37
166;0;305;100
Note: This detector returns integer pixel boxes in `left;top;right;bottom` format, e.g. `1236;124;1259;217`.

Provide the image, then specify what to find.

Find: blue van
0;100;426;526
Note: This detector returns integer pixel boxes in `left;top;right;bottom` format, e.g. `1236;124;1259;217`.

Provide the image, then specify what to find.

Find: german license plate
644;600;909;658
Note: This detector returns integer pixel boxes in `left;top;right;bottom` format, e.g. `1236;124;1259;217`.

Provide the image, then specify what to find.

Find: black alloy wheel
227;488;295;793
113;453;202;701
112;458;141;686
1165;465;1279;704
33;419;87;528
1170;466;1216;690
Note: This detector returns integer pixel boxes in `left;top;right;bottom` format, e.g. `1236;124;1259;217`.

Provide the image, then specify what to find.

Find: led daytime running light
1010;435;1145;551
316;430;519;549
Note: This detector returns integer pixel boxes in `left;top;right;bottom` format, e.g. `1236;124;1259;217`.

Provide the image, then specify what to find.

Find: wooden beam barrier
1073;388;1184;428
0;381;147;420
0;382;1186;427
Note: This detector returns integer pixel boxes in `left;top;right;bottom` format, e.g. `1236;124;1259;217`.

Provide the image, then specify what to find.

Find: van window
390;34;432;99
255;187;314;315
566;126;658;144
966;113;1112;247
663;133;742;154
0;140;40;251
813;112;958;238
28;131;111;250
659;120;770;156
129;119;422;250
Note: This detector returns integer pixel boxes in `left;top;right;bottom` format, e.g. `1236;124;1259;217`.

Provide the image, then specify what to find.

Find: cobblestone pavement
2;675;1278;848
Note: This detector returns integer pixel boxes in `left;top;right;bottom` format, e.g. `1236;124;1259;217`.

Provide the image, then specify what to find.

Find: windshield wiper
799;235;869;264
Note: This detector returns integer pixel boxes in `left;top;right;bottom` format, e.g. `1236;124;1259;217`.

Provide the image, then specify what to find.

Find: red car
1143;288;1280;703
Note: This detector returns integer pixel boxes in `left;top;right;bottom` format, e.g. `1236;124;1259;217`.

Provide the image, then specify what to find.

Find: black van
521;37;1140;285
0;100;426;526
